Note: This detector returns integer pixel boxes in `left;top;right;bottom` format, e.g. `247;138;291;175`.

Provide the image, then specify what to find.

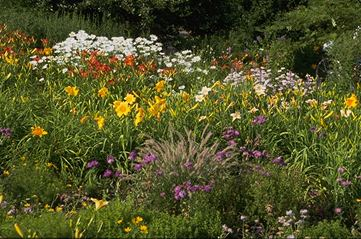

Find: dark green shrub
0;212;72;238
300;220;351;238
244;165;308;220
326;28;361;89
1;160;66;203
265;0;361;76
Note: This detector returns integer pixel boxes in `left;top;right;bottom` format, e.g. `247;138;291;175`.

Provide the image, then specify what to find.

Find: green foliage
244;165;308;219
265;0;361;76
326;28;361;89
149;203;222;238
1;160;66;203
0;212;72;238
0;5;131;45
300;220;352;238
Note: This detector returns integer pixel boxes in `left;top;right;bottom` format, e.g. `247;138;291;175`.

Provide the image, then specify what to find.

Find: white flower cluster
353;26;361;40
51;30;162;64
161;50;202;73
223;71;245;85
195;86;212;102
223;67;316;95
29;30;203;75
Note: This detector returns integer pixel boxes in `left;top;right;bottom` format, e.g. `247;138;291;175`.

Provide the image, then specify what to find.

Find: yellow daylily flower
31;126;48;137
94;115;105;129
90;198;109;210
14;223;24;238
64;86;79;96
345;93;358;108
98;87;109;98
124;93;136;105
155;80;165;92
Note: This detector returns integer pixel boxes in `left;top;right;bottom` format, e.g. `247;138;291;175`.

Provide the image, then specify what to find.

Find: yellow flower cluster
148;96;167;119
117;216;148;235
64;86;79;96
113;93;137;118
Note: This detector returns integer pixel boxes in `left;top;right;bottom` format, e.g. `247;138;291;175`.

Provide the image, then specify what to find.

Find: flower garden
1;22;361;238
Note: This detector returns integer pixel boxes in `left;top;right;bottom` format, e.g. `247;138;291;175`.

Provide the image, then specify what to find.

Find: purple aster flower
143;153;157;164
189;185;201;192
174;188;187;200
86;160;99;169
23;207;33;214
114;170;122;177
106;155;115;164
272;156;287;166
252;115;267;125
0;128;12;138
202;184;213;192
134;163;143;171
155;169;164;176
174;185;188;200
222;127;240;141
216;150;227;161
310;126;317;133
183;181;192;190
103;169;112;177
337;166;346;175
334;207;342;215
184;161;193;169
251;150;263;159
337;178;352;187
128;150;138;161
227;140;237;146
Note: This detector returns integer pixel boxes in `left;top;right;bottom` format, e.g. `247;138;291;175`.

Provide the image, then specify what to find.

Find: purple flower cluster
337;177;352;188
215;150;231;161
251;164;270;177
173;181;213;201
86;160;99;169
336;166;352;187
252;115;267;125
128;150;138;161
143;153;157;164
106;155;116;164
183;161;193;169
133;152;157;172
0;128;12;138
240;147;268;160
86;155;123;179
272;156;287;167
103;169;112;177
222;127;240;141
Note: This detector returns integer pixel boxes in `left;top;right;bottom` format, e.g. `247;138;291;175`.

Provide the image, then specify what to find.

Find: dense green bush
326;28;361;89
0;5;131;45
6;0;306;41
300;220;352;238
265;0;361;76
1;160;66;203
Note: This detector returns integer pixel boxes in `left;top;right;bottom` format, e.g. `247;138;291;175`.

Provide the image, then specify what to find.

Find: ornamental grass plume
133;124;238;206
